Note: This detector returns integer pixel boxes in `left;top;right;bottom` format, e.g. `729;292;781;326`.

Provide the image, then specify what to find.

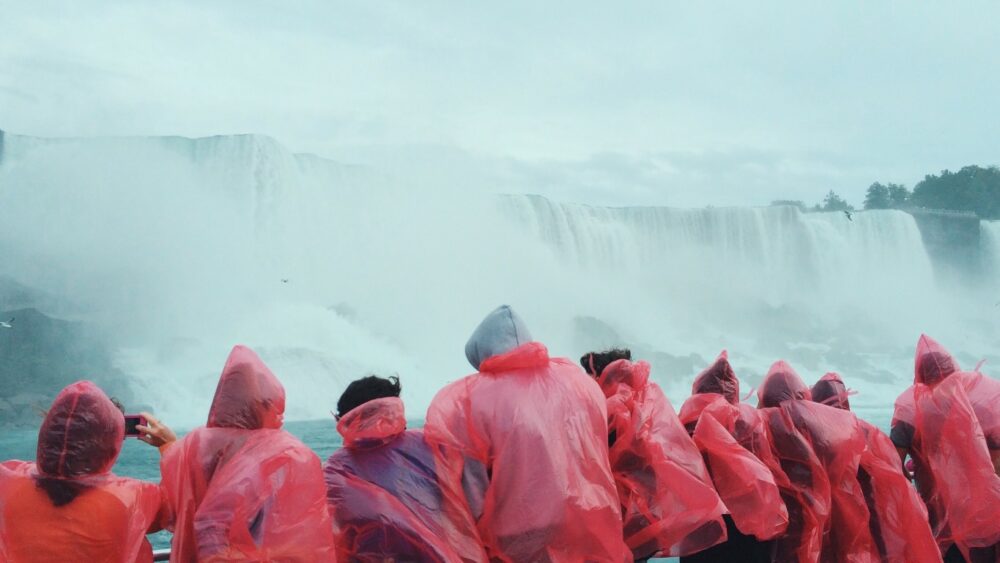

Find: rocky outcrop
0;307;134;428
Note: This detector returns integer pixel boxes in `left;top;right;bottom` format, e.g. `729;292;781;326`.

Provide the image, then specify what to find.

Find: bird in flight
281;279;289;284
0;318;13;329
844;210;853;221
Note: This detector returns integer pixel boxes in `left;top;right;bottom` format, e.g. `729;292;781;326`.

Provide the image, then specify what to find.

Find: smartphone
124;414;147;438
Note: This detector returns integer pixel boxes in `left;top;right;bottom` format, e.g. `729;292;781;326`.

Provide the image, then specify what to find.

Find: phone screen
124;415;145;437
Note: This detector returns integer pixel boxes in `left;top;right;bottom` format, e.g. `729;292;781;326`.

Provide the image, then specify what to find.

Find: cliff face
907;209;983;282
0;307;134;428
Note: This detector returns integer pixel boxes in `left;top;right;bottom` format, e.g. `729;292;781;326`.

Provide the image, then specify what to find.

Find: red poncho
691;350;741;405
159;345;336;562
0;381;161;563
680;352;789;542
324;397;486;562
424;342;629;563
891;335;1000;558
757;361;835;563
598;359;727;558
813;372;939;563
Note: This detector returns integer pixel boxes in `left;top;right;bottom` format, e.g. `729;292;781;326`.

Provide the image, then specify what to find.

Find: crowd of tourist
1;304;999;563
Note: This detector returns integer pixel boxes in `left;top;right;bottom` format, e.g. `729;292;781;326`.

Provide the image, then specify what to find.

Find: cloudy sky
2;1;998;207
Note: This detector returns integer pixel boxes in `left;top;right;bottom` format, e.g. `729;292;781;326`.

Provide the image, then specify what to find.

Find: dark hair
811;376;850;410
35;478;88;507
916;351;957;386
109;397;126;414
580;349;632;377
758;371;810;408
337;375;402;418
35;387;122;507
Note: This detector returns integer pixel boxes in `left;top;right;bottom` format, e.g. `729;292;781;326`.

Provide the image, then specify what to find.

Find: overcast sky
2;1;998;207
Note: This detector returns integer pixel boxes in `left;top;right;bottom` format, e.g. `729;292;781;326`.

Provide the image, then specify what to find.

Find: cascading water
982;221;1000;282
1;130;996;427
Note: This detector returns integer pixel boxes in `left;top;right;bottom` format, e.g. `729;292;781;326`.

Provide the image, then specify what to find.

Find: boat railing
153;549;170;561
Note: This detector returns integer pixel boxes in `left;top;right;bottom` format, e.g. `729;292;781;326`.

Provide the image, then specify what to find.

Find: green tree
864;183;890;209
911;165;1000;218
820;190;853;212
887;183;910;208
865;182;910;209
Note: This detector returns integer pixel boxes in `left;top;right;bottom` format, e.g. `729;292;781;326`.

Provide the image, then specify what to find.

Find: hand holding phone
133;412;178;449
124;414;147;438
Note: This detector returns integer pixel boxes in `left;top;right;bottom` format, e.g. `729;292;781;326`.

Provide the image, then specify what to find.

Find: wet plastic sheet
324;397;486;562
692;410;788;541
691;350;741;405
891;335;1000;558
600;359;727;558
424;342;630;563
783;400;878;563
910;374;1000;556
159;346;336;562
812;372;940;562
757;362;833;563
0;381;161;563
810;372;851;410
858;420;940;563
681;353;789;543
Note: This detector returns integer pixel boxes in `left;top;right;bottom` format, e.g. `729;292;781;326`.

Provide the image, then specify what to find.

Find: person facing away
323;375;487;562
424;305;630;562
811;372;940;563
675;351;787;563
0;381;162;563
150;345;336;562
890;335;1000;563
755;361;836;563
761;362;889;563
581;348;728;560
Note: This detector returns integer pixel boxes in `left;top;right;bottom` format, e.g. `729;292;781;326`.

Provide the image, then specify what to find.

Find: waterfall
982;221;1000;282
0;131;993;424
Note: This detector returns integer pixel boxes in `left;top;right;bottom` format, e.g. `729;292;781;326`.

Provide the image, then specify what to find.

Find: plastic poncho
324;396;486;562
756;361;836;563
159;345;336;562
596;359;727;558
425;327;629;562
812;372;939;563
692;350;741;405
681;353;789;542
811;372;851;411
0;381;161;563
681;351;770;459
890;335;1000;558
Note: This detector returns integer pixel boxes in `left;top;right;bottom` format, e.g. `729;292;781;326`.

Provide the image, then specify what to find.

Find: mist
3;2;1000;426
1;130;998;427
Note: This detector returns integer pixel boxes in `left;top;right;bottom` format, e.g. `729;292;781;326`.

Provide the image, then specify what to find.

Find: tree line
771;165;1000;219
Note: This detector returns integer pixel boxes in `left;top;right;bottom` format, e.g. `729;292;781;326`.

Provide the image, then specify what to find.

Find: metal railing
153;549;170;561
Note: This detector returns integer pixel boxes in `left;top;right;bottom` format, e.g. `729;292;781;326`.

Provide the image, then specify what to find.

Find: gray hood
465;305;532;370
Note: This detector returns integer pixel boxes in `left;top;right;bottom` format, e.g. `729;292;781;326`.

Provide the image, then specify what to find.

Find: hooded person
580;351;728;560
323;375;487;562
755;361;839;563
674;351;788;563
891;335;1000;563
0;381;162;563
679;352;777;468
424;305;630;562
156;345;336;562
811;372;940;563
